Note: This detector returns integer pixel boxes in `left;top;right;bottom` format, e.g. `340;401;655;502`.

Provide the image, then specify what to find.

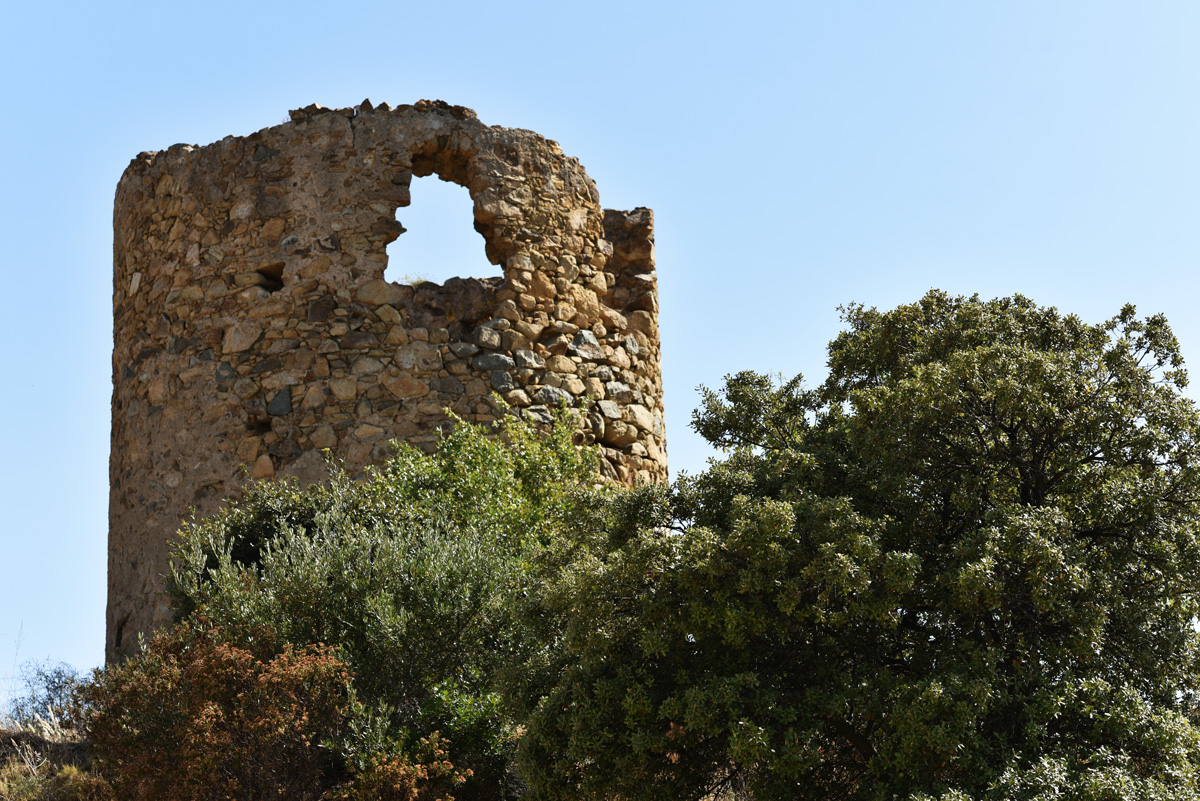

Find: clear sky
3;1;1200;691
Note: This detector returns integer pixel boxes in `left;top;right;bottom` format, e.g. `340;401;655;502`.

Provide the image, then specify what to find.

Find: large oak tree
513;291;1200;800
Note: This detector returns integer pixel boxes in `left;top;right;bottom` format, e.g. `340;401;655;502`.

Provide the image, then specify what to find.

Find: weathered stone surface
545;355;577;374
308;297;337;322
569;330;604;360
223;322;262;353
629;310;656;335
514;349;544;368
601;420;639;447
329;378;357;401
251;453;275;478
109;100;665;662
237;437;260;462
266;387;293;416
434;376;464;395
343;331;380;349
393;341;441;372
535;386;574;407
261;372;299;391
505;389;531;406
232;377;258;399
606;381;633;403
448;341;480;358
491;371;516;393
355;279;406;306
474;352;516;371
310;424;338;450
382;372;430;399
588;411;606;440
597;399;623;419
476;327;502;350
352;357;386;375
626;403;654;431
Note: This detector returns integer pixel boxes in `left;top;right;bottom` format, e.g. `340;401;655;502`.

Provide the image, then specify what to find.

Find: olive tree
168;409;596;801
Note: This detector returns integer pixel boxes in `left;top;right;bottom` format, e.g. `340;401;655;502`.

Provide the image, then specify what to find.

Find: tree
511;291;1200;800
162;408;595;801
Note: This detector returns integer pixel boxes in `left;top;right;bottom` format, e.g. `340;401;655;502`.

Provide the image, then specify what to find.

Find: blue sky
3;1;1200;686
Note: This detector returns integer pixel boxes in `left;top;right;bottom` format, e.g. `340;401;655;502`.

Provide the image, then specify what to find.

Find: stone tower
109;100;665;661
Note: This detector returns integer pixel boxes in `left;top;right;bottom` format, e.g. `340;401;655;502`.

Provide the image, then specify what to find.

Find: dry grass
0;711;109;801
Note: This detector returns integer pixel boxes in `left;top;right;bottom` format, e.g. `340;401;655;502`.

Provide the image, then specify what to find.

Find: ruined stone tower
109;100;665;661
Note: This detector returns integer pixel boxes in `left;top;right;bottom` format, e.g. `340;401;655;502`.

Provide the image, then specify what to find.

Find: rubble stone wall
109;100;665;661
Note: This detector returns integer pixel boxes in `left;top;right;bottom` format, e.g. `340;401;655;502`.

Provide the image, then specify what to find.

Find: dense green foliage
512;292;1200;800
163;409;595;800
73;291;1200;800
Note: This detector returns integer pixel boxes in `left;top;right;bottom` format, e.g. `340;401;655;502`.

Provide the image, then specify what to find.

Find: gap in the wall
384;175;501;286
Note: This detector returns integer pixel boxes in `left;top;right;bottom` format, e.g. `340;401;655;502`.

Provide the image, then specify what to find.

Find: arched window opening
383;175;501;286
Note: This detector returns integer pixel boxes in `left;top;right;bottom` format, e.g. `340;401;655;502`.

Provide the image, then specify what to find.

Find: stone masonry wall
109;100;665;661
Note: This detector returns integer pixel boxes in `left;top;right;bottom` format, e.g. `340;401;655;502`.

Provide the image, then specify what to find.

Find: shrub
166;409;594;800
0;763;113;801
329;733;469;801
77;622;355;801
4;661;80;729
2;659;103;801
